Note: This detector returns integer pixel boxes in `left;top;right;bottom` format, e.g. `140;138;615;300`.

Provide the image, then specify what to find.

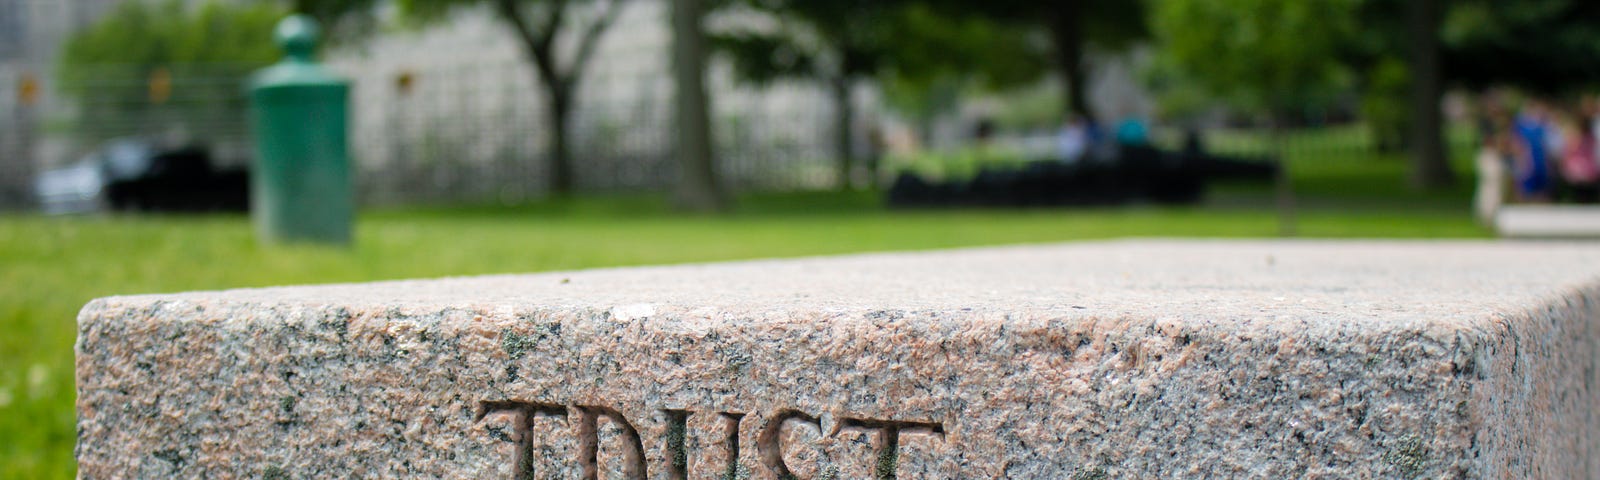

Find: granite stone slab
76;240;1600;479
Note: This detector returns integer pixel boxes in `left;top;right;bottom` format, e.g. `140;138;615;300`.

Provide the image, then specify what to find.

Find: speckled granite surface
76;240;1600;479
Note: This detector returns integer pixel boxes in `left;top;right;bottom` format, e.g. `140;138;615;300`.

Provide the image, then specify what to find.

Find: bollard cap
275;15;320;63
250;14;347;90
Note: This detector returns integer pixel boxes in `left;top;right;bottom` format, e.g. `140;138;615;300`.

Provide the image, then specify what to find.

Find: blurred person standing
1056;114;1091;163
864;120;886;189
1513;101;1555;202
1476;100;1515;224
1182;128;1207;157
1586;95;1600;160
1559;107;1599;203
1116;117;1151;146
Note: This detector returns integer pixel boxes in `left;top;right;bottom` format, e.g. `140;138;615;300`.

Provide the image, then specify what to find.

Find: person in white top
1056;114;1090;163
1476;99;1515;225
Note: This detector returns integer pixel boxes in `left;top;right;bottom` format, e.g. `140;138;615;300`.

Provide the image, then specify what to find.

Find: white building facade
325;1;846;203
0;0;121;207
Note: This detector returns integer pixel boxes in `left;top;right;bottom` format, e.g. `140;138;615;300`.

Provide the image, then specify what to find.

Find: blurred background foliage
44;0;1600;193
56;1;284;145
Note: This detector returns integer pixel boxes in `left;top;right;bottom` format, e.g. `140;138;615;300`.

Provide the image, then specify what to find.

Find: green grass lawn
0;131;1486;478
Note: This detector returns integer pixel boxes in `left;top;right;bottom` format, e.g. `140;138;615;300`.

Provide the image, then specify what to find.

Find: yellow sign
395;70;415;96
17;72;39;106
149;68;172;105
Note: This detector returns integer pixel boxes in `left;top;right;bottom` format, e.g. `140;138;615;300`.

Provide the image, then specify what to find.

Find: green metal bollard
249;15;352;244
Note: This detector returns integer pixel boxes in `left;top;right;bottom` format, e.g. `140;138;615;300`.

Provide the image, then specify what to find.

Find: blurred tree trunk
671;0;728;212
1048;2;1094;123
831;77;855;190
546;87;576;196
1271;108;1296;237
1407;0;1454;188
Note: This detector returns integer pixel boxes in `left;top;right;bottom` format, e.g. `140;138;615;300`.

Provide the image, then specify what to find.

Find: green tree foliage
714;0;1042;188
879;3;1047;142
1442;0;1600;93
289;0;382;40
712;0;904;189
1152;0;1599;190
1341;0;1454;187
1150;0;1365;235
1150;0;1360;117
58;0;285;143
1335;0;1413;153
1140;53;1255;122
934;0;1148;122
1265;0;1451;186
1359;57;1412;152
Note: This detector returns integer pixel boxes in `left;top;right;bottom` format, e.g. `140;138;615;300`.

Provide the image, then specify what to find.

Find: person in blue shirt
1513;101;1554;202
1116;118;1150;146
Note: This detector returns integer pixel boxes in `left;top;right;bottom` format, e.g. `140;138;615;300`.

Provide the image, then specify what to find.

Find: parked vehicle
887;145;1277;208
34;139;249;214
34;157;106;215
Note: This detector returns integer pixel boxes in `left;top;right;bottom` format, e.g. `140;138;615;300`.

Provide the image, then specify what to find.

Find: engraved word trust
478;400;945;480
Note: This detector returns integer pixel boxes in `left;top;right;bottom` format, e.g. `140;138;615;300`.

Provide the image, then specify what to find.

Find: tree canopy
712;0;917;188
931;0;1148;122
1441;0;1600;93
1150;0;1361;116
61;1;284;70
58;0;285;142
713;0;1045;186
878;2;1047;141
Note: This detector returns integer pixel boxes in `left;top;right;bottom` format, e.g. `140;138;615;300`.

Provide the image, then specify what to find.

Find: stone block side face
1469;288;1600;479
80;300;1499;479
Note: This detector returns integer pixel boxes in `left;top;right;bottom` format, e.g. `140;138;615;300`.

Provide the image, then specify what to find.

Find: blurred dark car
887;144;1277;208
34;139;249;214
